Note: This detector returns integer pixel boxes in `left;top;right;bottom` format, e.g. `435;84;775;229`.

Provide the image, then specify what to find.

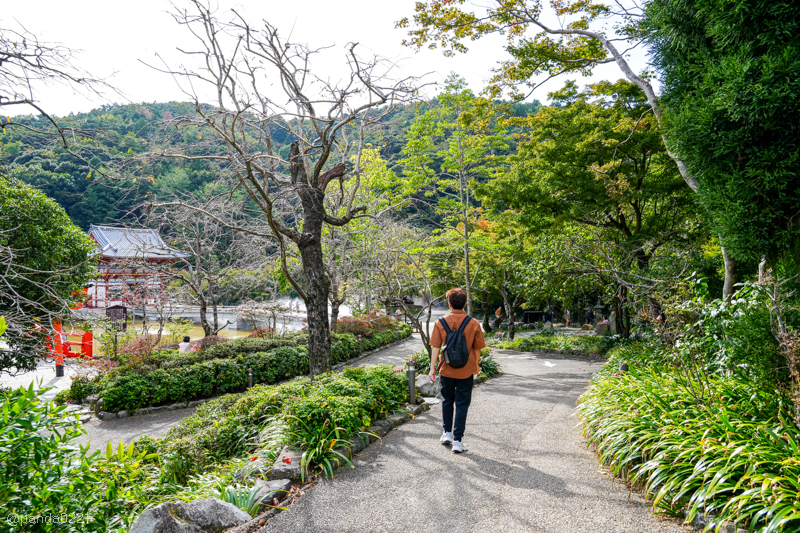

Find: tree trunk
212;301;219;335
330;299;340;332
297;191;332;377
613;286;631;339
503;294;516;340
722;245;738;300
199;300;211;336
481;292;492;333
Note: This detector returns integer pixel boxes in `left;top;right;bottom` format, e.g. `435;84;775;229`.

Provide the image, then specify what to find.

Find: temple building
85;225;187;309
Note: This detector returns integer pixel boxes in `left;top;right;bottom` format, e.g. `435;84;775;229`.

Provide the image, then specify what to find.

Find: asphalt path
257;350;690;533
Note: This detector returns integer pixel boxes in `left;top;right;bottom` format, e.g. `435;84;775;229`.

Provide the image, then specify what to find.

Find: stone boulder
596;323;609;336
267;448;304;482
543;321;553;331
253;479;293;513
415;374;440;397
581;324;594;331
128;498;250;533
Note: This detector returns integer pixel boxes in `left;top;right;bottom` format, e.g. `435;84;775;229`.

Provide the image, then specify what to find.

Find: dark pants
440;375;474;441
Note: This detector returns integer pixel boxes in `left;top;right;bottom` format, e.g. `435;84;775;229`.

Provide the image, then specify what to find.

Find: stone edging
83;334;415;424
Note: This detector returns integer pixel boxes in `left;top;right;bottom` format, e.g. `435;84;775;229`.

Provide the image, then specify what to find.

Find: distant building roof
89;225;188;261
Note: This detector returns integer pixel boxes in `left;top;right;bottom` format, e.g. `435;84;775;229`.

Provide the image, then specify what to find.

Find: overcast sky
6;0;651;117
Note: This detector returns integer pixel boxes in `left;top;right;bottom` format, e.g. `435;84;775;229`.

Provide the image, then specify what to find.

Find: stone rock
609;312;617;335
350;432;369;454
366;424;387;442
268;448;304;482
97;411;116;421
134;408;149;417
149;405;169;414
253;479;293;513
475;375;487;385
388;412;410;428
407;403;424;416
233;458;271;483
117;410;129;419
93;398;104;415
188;399;207;408
596;323;609;336
543;321;553;331
128;497;251;533
167;403;184;411
420;401;431;411
80;414;92;424
85;393;99;406
415;375;440;397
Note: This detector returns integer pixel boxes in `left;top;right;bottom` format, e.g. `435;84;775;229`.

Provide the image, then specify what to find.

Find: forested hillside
0;99;539;229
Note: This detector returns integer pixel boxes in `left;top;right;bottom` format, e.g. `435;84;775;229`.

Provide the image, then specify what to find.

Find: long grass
579;368;800;532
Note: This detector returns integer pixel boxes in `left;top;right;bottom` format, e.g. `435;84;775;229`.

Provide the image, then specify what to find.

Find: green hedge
150;364;408;484
99;325;413;412
100;347;309;412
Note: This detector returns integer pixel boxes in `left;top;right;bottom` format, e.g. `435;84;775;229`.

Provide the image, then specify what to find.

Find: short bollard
406;359;416;405
248;368;253;388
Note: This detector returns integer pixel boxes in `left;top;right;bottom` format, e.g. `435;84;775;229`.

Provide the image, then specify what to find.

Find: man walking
428;288;486;453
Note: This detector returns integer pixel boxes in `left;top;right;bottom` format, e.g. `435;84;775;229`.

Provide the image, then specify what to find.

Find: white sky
5;0;651;117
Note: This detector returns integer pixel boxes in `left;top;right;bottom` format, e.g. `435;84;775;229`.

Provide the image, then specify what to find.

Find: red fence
49;323;93;367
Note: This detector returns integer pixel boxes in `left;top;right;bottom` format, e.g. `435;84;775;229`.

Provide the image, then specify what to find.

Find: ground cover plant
4;364;409;532
494;331;630;355
578;282;800;532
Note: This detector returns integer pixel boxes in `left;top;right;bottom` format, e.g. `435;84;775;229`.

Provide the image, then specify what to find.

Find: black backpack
439;316;472;369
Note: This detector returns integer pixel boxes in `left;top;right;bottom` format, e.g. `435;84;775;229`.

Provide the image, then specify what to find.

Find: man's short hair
446;288;467;310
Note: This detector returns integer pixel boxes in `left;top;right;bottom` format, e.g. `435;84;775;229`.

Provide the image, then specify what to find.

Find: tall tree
398;74;509;314
644;0;800;267
0;175;96;374
397;0;741;297
148;2;415;376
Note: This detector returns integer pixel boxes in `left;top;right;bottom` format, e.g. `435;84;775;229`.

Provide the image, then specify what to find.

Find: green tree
644;0;800;267
0;175;96;373
397;0;744;298
484;80;694;271
398;74;510;314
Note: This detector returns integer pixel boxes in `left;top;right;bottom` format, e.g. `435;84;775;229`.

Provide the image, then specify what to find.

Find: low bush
96;326;412;413
146;365;408;483
335;317;374;336
579;368;800;531
99;346;309;412
0;385;133;532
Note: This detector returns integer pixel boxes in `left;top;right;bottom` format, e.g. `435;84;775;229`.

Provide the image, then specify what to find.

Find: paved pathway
258;350;689;533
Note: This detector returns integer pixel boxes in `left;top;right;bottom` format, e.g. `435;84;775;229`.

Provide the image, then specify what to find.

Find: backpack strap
456;315;471;334
439;317;453;334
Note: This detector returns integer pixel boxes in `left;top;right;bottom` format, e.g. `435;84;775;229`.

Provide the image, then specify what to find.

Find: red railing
49;323;93;366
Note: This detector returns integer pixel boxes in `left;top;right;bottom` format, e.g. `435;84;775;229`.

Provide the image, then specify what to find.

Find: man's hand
428;369;436;382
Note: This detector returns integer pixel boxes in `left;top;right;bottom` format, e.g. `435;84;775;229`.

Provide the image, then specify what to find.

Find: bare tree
146;199;267;336
144;1;417;375
370;221;449;354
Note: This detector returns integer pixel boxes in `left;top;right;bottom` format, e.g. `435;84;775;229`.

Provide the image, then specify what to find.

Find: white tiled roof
89;225;188;260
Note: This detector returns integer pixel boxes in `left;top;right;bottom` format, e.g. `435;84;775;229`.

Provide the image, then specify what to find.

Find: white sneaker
440;431;453;445
452;440;467;453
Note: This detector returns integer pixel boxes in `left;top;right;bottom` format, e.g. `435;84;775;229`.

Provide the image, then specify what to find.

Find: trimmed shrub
98;326;410;413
